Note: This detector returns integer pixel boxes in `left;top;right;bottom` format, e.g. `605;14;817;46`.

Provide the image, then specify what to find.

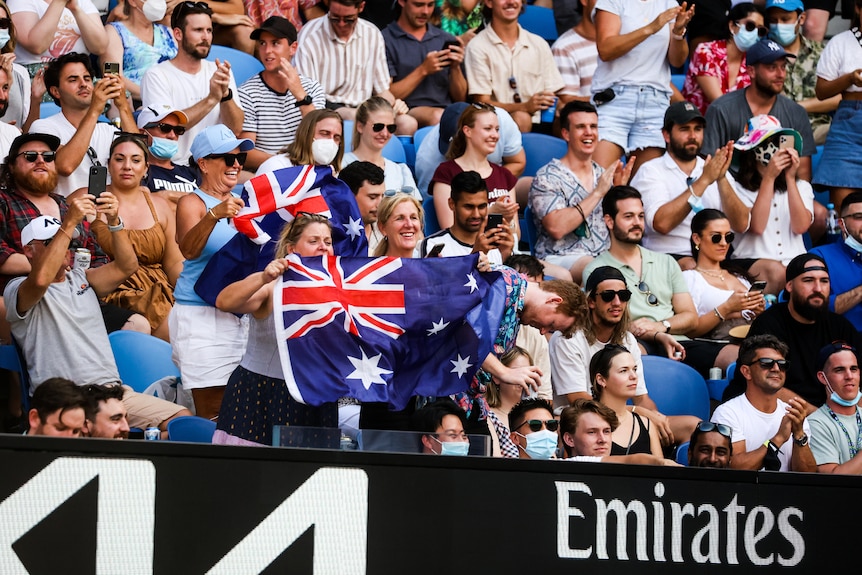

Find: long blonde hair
353;96;394;151
284;110;345;171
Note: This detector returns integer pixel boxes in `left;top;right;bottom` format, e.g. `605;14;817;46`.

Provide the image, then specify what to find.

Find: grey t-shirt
6;268;121;394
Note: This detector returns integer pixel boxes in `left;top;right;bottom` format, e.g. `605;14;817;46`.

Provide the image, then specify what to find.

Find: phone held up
88;165;107;200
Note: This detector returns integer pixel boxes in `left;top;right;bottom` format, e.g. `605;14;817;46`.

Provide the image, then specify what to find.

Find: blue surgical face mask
845;233;862;253
433;436;470;456
520;429;558;460
0;29;10;49
823;375;862;407
733;27;760;51
149;136;178;160
769;22;798;46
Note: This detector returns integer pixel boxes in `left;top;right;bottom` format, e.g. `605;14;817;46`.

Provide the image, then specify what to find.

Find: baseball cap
816;341;857;371
250;16;298;42
438;102;470;156
190;124;254;161
785;253;828;282
584;265;626;295
733;114;802;152
765;0;804;12
136;104;189;130
21;215;63;246
663;101;705;131
746;38;797;66
7;132;61;164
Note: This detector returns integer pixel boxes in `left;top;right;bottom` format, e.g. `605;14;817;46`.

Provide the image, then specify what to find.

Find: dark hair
110;133;150;158
854;0;862;28
559;100;597;132
44;52;94;106
735;137;789;193
559;398;619;457
171;0;213;30
841;190;862;214
81;383;125;422
446;104;497;160
330;0;364;6
504;254;544;280
737;334;789;367
690;208;755;281
601;185;642;220
589;344;632;401
30;378;85;424
728;2;764;24
689;420;734;458
450;170;487;203
538;279;586;338
338;160;384;194
410;398;467;434
508;397;553;433
486;346;533;408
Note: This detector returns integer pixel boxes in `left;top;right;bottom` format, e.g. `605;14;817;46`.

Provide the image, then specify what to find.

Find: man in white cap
138;104;200;205
5;202;191;434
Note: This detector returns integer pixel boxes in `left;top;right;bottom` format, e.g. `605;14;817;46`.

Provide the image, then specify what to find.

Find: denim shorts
813;100;862;188
595;85;670;153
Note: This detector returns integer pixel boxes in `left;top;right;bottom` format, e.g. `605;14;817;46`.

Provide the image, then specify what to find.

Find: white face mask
0;29;10;49
142;0;167;22
311;138;339;166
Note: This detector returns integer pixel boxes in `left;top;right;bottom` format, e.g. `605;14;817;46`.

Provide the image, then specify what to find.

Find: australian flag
195;165;368;306
275;253;506;411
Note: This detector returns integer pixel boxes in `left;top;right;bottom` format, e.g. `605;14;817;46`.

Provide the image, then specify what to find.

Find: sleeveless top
610;413;652;456
109;22;178;87
240;310;284;380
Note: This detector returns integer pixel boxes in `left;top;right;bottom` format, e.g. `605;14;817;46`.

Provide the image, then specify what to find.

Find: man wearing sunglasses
138;104;201;205
687;421;733;468
808;342;862;473
509;397;560;460
712;334;816;472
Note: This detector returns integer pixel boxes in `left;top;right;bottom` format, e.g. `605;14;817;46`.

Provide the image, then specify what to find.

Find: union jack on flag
275;253;506;410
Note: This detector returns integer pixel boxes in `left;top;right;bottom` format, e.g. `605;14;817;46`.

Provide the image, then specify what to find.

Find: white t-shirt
711;394;812;472
549;329;648;411
0;121;21;162
9;0;101;64
342;153;418;197
255;154;293;176
29;112;116;197
140;60;239;165
815;29;862;93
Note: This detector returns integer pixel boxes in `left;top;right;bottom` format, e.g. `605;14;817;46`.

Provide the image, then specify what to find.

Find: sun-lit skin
463;110;499;157
287;222;334;257
381;201;421;257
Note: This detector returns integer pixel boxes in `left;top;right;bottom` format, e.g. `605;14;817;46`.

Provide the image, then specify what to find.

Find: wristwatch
793;433;809;447
661;320;671;333
294;94;313;107
220;88;233;103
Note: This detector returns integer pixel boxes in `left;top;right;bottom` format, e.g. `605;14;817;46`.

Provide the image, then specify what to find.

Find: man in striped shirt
238;16;325;171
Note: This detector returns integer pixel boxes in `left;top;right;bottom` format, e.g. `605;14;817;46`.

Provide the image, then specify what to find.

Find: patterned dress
682;40;750;115
109;22;177;89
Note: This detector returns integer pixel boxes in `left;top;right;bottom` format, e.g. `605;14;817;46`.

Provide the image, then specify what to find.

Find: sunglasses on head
515;419;559;433
0;18;11;29
17;151;56;163
695;421;732;439
149;122;186;136
176;1;212;15
205;152;247;166
737;20;768;37
638;281;659;307
707;232;735;244
596;289;632;303
471;101;495;112
384;186;416;197
748;358;789;371
371;123;396;134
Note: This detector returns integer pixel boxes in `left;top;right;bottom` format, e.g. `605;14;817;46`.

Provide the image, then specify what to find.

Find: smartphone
442;39;460;51
779;135;794;150
426;243;444;258
88;165;107;200
749;280;768;292
104;62;119;76
487;213;504;230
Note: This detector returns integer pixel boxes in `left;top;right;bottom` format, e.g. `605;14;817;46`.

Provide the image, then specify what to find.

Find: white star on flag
346;348;392;390
464;273;478;293
450;354;472;378
427;318;450;336
343;216;364;240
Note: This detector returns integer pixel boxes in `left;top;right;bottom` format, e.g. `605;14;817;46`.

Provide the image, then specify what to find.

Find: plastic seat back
109;331;180;393
167;415;216;443
641;355;710;421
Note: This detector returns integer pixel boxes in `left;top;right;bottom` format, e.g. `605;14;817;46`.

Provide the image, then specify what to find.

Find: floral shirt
682;39;750;115
783;36;830;132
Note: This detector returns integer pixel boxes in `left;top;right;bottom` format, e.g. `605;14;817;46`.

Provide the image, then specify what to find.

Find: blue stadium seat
0;343;29;413
521;132;567;178
40;101;61;119
167;415;216;443
676;441;690;465
641;355;710;421
206;45;264;85
519;5;558;42
423;196;440;236
707;361;734;402
109;331;180;393
671;74;686;91
523;204;539;256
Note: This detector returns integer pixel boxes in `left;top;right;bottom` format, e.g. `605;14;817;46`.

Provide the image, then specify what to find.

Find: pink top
682;40;751;115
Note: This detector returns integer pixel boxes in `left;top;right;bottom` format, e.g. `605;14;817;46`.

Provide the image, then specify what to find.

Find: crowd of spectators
1;0;862;476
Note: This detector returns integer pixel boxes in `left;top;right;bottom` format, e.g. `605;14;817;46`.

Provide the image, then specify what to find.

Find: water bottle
826;203;842;244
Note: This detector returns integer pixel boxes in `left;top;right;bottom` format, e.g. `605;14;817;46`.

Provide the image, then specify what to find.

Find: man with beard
712;334;816;472
723;254;861;408
419;170;514;263
702;38;816;181
582;186;698;357
0;67;21;159
82;383;130;440
30;53;135;198
630;102;747;270
141;1;243;165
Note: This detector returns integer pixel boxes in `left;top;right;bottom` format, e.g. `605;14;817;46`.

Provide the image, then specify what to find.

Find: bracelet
57;227;74;242
713;307;725;321
207;208;218;221
671;28;686;40
107;217;124;232
573;203;586;223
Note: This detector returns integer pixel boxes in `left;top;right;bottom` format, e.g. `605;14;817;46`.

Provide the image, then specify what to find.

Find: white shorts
169;303;249;390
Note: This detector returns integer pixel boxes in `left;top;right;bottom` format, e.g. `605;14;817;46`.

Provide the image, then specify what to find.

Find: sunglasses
695;421;732;439
0;17;11;29
17;151;56;163
384;186;416;197
596;289;632;303
205;152;247;166
638;281;659;307
736;20;769;37
707;232;735;244
471;101;495;112
328;14;358;24
371;123;396;134
508;76;522;104
515;419;559;433
748;358;789;371
149;122;186;136
176;1;212;14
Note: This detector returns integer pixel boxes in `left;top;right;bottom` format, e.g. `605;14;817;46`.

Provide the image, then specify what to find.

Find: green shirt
783;36;831;131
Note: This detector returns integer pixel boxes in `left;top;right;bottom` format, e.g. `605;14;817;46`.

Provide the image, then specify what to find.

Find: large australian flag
275;253;506;411
195;165;368;306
